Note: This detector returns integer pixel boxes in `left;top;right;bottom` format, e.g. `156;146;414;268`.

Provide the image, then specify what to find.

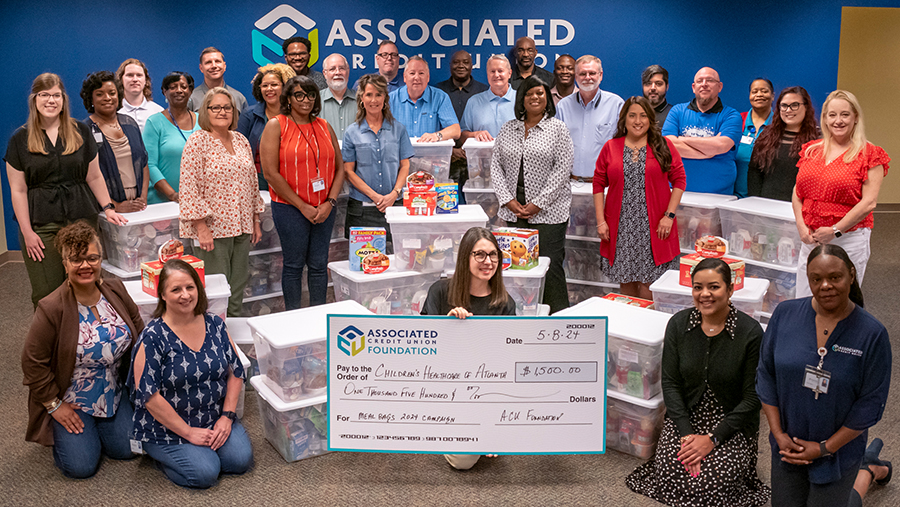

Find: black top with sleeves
420;278;517;316
661;306;763;443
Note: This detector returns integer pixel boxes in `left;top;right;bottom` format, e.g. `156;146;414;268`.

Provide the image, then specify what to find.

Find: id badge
311;177;326;192
740;135;754;145
803;365;831;398
94;130;104;144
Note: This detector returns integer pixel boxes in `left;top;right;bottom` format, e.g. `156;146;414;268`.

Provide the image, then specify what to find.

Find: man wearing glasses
282;36;326;89
510;37;554;90
662;67;743;195
189;47;248;120
354;40;405;93
320;53;356;138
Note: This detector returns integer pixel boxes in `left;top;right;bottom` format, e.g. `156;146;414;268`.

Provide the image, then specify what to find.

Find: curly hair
55;220;101;259
80;71;122;114
251;63;296;103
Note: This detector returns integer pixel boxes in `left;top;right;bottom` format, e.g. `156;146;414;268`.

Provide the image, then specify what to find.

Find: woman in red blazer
593;96;686;299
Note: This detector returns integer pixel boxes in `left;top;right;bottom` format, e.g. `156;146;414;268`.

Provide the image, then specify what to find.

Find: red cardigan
592;137;686;265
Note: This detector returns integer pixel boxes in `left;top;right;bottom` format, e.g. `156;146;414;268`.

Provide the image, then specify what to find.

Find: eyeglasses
292;91;317;102
207;105;233;114
376;52;399;60
472;250;500;263
68;254;102;267
779;102;804;111
694;78;720;85
286;51;309;58
37;92;62;100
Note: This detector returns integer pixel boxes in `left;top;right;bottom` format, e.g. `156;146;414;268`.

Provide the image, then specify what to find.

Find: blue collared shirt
388;86;459;138
341;119;415;202
460;85;517;137
555;89;625;177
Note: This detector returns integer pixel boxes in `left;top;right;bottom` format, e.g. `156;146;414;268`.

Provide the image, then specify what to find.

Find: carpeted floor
1;214;897;506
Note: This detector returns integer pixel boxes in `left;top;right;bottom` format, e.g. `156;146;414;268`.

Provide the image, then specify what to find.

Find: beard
327;78;348;91
578;82;598;93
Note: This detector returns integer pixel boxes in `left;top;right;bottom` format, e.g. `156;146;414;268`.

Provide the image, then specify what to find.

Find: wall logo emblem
337;325;366;357
253;4;319;67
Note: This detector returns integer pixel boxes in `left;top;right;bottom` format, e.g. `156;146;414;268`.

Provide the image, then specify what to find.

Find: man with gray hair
555;55;624;180
459;54;517;142
320;53;356;139
642;64;672;126
388;56;459;142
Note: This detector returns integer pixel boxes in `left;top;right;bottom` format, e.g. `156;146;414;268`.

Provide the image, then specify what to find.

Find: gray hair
487;54;511;71
575;55;602;72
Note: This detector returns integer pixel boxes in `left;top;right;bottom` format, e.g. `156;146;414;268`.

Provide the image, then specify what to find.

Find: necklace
96;117;121;131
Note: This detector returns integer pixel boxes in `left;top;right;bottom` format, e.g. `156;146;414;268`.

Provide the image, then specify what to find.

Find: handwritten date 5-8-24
536;329;580;341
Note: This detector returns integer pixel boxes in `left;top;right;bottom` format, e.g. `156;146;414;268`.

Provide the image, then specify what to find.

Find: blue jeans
143;421;253;489
52;399;136;479
271;201;336;310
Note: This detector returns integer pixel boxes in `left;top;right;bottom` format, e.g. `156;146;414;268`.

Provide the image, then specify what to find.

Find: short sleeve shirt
388;86;459;138
460;86;517;137
341;119;415;203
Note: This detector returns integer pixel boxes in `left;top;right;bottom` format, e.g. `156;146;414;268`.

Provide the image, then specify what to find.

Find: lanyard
168;108;189;141
291;116;321;178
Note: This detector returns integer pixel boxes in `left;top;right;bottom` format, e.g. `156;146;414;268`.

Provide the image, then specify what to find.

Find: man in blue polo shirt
388;56;460;143
459;55;517;142
662;67;743;195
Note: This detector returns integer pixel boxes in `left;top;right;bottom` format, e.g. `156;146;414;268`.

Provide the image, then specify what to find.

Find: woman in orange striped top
260;75;345;309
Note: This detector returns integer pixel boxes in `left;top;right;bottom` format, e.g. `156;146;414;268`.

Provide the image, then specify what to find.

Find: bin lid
649;270;768;303
98;201;179;225
461;183;496;194
248;299;369;348
234;342;250;370
679;191;737;209
569;180;596;196
386;204;488;224
716;196;795;221
461;138;495;150
328;255;442;282
554;296;670;346
124;273;231;305
411;138;455;148
249;375;327;412
101;261;140;279
607;389;664;409
226;317;253;344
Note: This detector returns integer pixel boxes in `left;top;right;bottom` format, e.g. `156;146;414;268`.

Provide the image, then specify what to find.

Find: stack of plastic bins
255;191;282;251
650;270;769;319
567;180;599;238
248;300;369;403
409;138;455;183
386;205;488;272
328;255;442;314
461;184;504;228
461;138;494;188
502;257;550;315
123;273;231;324
250;377;329;462
716;197;800;313
676;192;737;253
98;202;186;273
563;236;616;305
606;391;666;458
100;261;141;282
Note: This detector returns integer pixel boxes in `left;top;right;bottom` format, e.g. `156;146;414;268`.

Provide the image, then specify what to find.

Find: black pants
508;219;569;314
770;452;862;507
346;198;402;253
449;158;468;204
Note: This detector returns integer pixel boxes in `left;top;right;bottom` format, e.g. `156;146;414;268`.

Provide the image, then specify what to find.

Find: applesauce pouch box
141;255;205;297
434;183;458;214
492;228;539;270
349;227;387;272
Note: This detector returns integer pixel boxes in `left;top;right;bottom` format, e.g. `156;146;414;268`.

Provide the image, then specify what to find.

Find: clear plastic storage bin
245;250;284;299
745;263;798;313
386;205;488;272
329;256;442;314
461;138;494;188
717;197;800;267
503;256;549;315
98;202;185;272
568;181;599;238
650;270;769;318
235;345;250;418
254;191;281;251
606;391;666;458
409;138;455;183
566;281;616;306
101;261;140;281
228;317;258;380
676;192;736;251
461;185;504;228
248;300;369;402
563;238;608;282
250;376;329;463
241;294;286;317
331;194;350;240
123;273;231;324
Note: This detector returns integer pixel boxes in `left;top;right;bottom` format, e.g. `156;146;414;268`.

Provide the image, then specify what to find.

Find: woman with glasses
6;73;127;307
22;221;143;478
259;75;345;309
238;63;296;191
179;88;264;316
748;87;820;202
734;78;774;197
143;71;202;204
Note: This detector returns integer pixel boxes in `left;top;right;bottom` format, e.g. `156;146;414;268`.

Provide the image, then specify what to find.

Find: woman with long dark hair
593;96;686;299
747;86;819;201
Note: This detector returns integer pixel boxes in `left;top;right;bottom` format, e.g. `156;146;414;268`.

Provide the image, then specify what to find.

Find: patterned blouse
272;115;336;207
178;129;265;239
795;141;890;232
131;314;245;445
63;295;133;417
490;114;574;224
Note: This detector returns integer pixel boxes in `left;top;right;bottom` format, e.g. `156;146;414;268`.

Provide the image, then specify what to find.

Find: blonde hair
805;89;866;163
26;73;83;155
197;87;239;131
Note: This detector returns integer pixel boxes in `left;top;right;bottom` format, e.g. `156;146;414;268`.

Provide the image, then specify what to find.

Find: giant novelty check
327;315;607;454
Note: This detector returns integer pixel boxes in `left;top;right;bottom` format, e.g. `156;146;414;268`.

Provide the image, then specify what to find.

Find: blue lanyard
168;108;190;141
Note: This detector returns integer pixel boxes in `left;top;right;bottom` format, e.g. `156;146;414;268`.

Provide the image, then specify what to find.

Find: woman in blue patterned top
131;259;251;488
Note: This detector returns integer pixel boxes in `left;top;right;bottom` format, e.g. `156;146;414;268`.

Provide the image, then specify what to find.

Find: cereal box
492;228;539;270
141;255;205;297
679;253;745;290
403;190;437;216
434;183;458;214
349;227;388;272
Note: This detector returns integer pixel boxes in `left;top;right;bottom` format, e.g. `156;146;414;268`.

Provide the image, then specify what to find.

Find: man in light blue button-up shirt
388;57;460;143
460;55;517;142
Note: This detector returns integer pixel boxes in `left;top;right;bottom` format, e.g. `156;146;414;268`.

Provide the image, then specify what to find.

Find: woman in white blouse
490;75;574;313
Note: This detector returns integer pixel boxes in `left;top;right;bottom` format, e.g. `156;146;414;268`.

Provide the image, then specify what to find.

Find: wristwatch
436;132;443;141
665;211;676;219
707;433;719;447
819;440;833;458
221;411;237;421
832;226;843;238
327;197;337;206
102;202;115;211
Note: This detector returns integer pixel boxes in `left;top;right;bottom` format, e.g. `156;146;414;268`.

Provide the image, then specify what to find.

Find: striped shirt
272;115;336;207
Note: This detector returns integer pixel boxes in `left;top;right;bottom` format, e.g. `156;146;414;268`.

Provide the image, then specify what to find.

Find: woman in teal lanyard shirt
735;78;773;197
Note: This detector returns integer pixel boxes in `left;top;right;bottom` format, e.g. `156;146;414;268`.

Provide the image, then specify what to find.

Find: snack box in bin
386;205;488;272
746;263;798;313
461;184;504;228
254;191;281;251
679;253;745;290
602;293;654;308
248;300;369;402
445;257;550;316
461;138;493;188
329;256;441;315
250;376;329;463
410;138;455;183
651;270;768;318
98;202;185;272
556;297;670;400
568;180;600;238
228;317;259;380
716;197;800;267
124;273;230;325
606;390;665;458
234;344;250;418
676;192;736;251
567;281;616;306
141;255;205;297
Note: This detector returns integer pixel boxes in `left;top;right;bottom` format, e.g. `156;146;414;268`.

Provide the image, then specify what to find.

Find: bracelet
46;398;62;414
596;222;607;227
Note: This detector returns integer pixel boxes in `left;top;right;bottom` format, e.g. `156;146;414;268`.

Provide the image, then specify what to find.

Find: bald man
436;50;489;121
510;36;555;89
662;67;742;195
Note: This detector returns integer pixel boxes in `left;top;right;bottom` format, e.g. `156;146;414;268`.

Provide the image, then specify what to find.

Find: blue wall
2;1;896;249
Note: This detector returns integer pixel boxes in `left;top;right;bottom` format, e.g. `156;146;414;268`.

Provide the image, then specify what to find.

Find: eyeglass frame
471;250;500;263
376;52;399;60
67;254;102;267
292;91;317;102
779;102;805;111
207;105;234;114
